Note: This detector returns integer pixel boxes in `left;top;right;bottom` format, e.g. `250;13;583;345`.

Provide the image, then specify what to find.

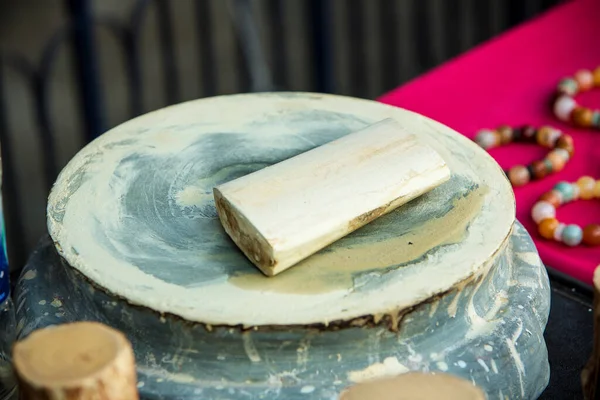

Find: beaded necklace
474;125;573;187
531;177;600;247
553;67;600;129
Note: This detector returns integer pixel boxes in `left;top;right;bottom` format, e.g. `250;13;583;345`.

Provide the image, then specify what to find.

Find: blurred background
0;0;564;270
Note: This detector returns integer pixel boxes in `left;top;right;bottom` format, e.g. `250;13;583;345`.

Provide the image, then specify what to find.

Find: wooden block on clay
13;321;138;400
214;118;450;276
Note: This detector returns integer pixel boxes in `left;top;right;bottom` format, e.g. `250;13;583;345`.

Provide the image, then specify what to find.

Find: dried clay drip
338;372;486;400
13;321;138;400
582;266;600;399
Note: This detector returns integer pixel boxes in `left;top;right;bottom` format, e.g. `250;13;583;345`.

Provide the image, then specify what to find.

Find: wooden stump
582;266;600;399
13;321;138;400
339;372;486;400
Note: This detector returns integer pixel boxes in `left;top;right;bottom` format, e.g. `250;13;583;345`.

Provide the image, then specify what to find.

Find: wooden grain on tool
214;118;450;277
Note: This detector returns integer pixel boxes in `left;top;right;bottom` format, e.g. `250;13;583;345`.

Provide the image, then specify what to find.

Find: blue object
0;200;8;305
562;224;583;247
558;78;578;95
554;182;574;202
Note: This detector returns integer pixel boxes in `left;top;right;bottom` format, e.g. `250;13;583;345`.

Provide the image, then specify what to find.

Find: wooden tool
13;321;138;400
214;118;451;276
339;372;486;400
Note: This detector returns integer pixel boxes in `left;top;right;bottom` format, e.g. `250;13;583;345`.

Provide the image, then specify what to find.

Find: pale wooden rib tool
214;118;451;277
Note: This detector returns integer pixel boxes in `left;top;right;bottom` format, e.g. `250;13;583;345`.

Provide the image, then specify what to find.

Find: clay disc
47;93;514;326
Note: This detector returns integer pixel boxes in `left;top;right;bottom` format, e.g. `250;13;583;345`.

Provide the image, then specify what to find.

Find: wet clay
229;185;488;295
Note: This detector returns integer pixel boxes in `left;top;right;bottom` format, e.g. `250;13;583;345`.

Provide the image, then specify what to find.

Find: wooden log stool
13;321;138;400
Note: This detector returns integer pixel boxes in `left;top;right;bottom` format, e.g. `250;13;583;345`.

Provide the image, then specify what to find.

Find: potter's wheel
18;93;549;399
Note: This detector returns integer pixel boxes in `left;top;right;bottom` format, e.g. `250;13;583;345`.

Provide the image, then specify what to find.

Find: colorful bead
592;111;600;128
553;96;576;121
554;182;575;201
577;176;596;200
474;129;499;150
497;125;513;144
583;224;600;246
575;70;594;91
546;151;566;172
593;66;600;86
536;126;554;147
572;184;580;200
557;78;578;95
538;218;559;239
547;128;562;146
526;165;535;180
572;107;593;127
530;160;547;180
554;223;566;242
543;158;553;174
531;201;556;223
512;127;524;141
553;148;571;162
561;224;583;246
539;191;562;208
551;190;564;203
556;135;574;157
522;125;536;140
508;165;530;187
595;181;600;198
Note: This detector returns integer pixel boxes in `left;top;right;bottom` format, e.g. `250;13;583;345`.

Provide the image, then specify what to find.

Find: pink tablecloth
378;0;600;284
